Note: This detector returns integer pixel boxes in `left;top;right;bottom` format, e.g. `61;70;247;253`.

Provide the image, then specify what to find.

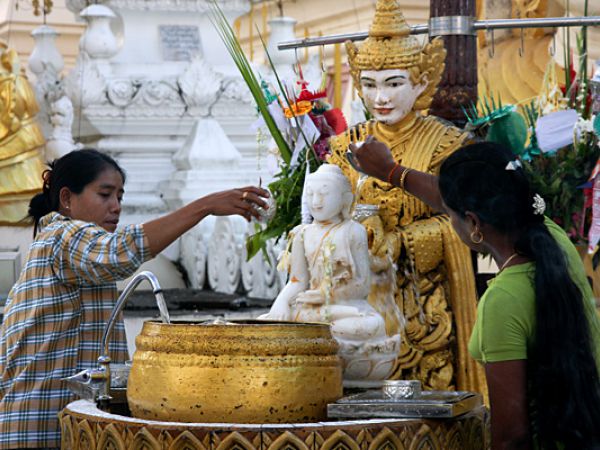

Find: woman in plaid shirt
0;149;268;449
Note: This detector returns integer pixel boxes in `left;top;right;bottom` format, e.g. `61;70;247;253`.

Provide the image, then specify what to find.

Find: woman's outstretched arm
143;186;269;256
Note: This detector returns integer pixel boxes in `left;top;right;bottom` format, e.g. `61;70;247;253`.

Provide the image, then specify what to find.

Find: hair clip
532;193;546;215
505;159;522;171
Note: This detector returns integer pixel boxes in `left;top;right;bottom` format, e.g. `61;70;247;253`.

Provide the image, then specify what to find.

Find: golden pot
127;320;343;423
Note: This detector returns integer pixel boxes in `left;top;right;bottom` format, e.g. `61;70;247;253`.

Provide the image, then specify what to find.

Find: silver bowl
382;380;422;400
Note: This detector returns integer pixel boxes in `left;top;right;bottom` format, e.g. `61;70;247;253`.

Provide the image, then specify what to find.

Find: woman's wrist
388;163;412;190
398;167;413;190
387;163;402;184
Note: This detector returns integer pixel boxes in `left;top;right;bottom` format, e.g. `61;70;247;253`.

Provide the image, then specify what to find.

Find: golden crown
346;0;446;110
347;0;422;71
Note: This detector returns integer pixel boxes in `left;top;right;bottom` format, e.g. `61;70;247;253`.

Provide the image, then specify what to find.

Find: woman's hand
202;186;270;221
348;135;396;181
350;135;445;213
143;185;270;256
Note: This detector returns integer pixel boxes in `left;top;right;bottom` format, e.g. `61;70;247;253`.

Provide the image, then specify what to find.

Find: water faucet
96;271;169;409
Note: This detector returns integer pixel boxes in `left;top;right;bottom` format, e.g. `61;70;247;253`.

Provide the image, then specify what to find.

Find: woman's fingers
240;191;268;210
239;186;270;198
235;201;262;221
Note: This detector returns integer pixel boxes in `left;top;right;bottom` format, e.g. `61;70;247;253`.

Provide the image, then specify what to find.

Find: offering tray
328;390;483;419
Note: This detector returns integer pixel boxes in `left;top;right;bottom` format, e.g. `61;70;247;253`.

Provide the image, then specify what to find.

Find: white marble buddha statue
261;164;400;386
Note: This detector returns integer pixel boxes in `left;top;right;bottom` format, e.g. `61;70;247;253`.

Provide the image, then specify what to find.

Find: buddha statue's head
305;164;354;222
347;0;447;125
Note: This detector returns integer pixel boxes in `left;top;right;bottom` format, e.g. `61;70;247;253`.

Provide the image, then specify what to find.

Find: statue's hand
349;135;396;181
296;289;325;305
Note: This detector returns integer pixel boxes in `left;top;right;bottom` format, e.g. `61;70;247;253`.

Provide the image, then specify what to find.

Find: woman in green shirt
349;139;600;449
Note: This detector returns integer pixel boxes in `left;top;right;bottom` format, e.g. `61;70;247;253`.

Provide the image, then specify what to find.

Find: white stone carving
79;5;120;60
172;117;241;172
207;217;245;294
46;93;83;160
104;0;249;12
65;53;107;109
220;75;255;104
260;165;401;386
29;25;64;76
106;79;138;107
140;80;181;107
241;226;284;300
180;223;209;289
177;56;223;116
68;0;249;13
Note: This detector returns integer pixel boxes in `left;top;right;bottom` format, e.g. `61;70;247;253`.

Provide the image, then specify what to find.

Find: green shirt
469;217;600;366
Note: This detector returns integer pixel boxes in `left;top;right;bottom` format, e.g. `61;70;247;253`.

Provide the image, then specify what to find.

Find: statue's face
305;177;346;222
360;69;426;125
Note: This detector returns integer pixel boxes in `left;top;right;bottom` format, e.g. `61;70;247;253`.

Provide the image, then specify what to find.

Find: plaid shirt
0;212;151;449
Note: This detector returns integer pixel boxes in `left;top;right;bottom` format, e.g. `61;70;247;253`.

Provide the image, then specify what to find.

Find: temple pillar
429;0;478;127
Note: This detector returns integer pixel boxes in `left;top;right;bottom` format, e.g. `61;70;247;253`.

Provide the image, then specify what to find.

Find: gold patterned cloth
0;44;46;225
328;112;487;397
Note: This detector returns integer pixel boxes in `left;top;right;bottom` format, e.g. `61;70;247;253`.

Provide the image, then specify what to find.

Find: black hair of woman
439;142;600;449
28;149;125;237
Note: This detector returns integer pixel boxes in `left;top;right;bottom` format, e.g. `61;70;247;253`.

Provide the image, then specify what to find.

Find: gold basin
127;320;343;423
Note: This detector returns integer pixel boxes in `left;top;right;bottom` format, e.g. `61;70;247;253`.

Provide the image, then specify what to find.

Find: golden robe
328;112;487;396
0;47;45;225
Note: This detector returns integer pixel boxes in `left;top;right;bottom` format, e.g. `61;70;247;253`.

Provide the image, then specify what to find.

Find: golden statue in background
476;0;566;105
328;0;487;397
0;41;46;225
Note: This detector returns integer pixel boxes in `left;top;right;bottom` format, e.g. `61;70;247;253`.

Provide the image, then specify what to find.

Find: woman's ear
464;211;482;232
59;187;72;212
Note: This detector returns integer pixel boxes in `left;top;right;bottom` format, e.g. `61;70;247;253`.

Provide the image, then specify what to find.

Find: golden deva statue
328;0;487;396
0;41;45;225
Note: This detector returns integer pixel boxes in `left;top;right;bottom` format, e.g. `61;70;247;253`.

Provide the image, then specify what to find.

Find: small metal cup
382;380;422;400
352;203;379;223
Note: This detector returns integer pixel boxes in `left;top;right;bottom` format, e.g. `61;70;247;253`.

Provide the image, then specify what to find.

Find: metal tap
96;271;169;409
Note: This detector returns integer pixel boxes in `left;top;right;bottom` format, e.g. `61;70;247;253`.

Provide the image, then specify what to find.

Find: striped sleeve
52;221;152;286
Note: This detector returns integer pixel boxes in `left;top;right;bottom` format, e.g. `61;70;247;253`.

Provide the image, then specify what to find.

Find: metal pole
277;16;600;50
428;0;478;127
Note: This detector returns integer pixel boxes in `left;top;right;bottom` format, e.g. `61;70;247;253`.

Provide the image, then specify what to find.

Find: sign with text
159;25;202;61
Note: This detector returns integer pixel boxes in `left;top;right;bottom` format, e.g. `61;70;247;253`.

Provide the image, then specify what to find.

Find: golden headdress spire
369;0;411;38
346;0;447;111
